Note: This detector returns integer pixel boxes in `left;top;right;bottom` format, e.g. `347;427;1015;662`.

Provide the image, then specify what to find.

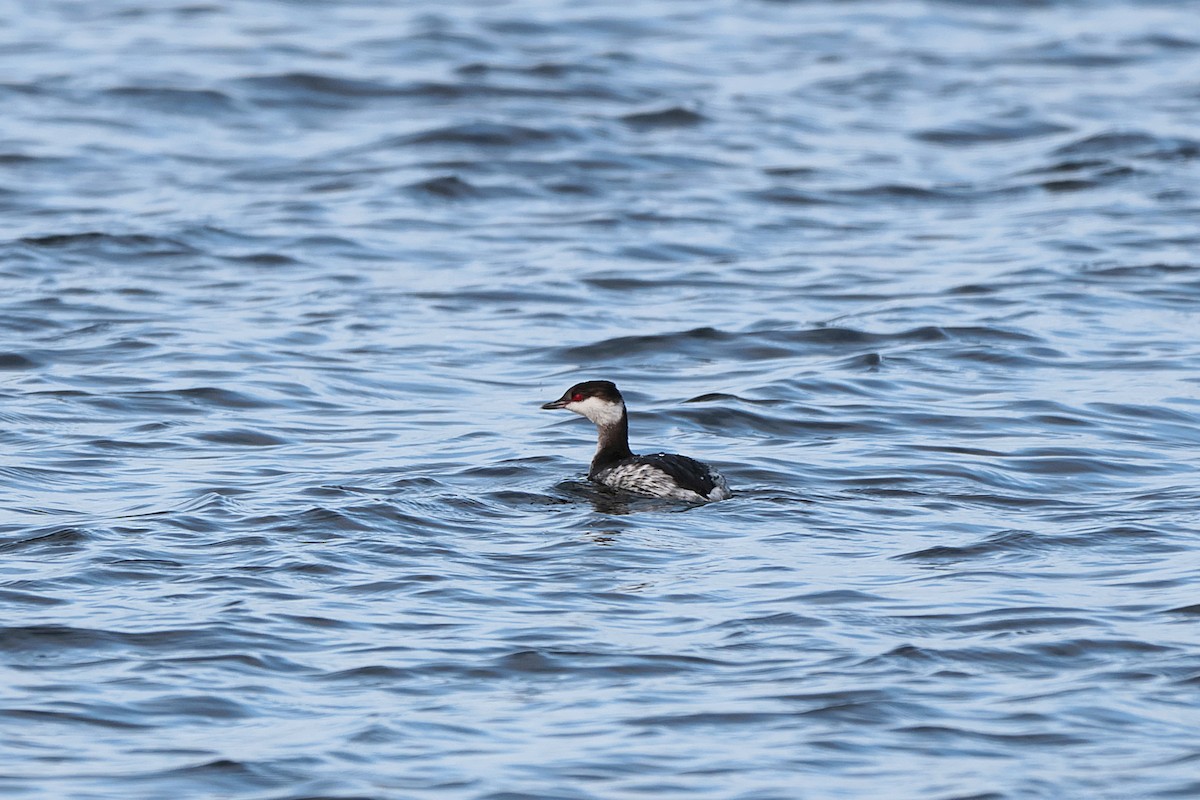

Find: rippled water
3;1;1200;797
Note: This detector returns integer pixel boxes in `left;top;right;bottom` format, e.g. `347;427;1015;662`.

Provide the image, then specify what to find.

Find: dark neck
589;407;634;475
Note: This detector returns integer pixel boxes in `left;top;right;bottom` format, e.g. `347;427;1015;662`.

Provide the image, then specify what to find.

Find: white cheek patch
567;396;624;426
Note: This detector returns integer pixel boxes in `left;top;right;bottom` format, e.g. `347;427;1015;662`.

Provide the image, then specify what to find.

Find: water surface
2;1;1200;798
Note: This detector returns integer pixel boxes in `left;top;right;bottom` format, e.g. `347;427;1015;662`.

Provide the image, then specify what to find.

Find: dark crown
566;380;623;402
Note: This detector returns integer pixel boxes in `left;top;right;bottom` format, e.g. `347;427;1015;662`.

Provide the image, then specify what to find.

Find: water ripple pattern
2;1;1199;798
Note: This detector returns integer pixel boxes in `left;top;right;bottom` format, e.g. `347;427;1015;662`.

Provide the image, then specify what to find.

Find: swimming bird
541;380;731;502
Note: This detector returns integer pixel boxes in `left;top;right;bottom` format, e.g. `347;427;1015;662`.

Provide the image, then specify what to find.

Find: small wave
1080;262;1199;281
235;71;406;100
406;175;532;200
408;175;481;199
192;428;288;447
896;529;1052;562
390;122;580;148
0;525;94;553
914;119;1071;146
0;352;37;369
18;232;194;254
621;106;707;129
1053;131;1200;161
103;86;237;115
745;186;836;206
615;241;738;262
551;324;1040;364
833;183;998;202
896;724;1087;748
394;79;631;102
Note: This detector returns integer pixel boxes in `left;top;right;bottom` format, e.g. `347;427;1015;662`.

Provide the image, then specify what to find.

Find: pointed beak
541;397;568;410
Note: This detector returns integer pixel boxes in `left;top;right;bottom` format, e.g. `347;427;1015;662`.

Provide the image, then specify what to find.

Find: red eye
572;393;584;402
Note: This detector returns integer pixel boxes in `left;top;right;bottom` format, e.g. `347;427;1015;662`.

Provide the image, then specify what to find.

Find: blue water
3;1;1200;798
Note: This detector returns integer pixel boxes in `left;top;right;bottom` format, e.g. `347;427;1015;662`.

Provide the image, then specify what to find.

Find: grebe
541;380;731;502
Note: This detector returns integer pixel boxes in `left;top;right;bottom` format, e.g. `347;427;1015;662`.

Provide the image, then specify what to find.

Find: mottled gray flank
594;456;731;502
